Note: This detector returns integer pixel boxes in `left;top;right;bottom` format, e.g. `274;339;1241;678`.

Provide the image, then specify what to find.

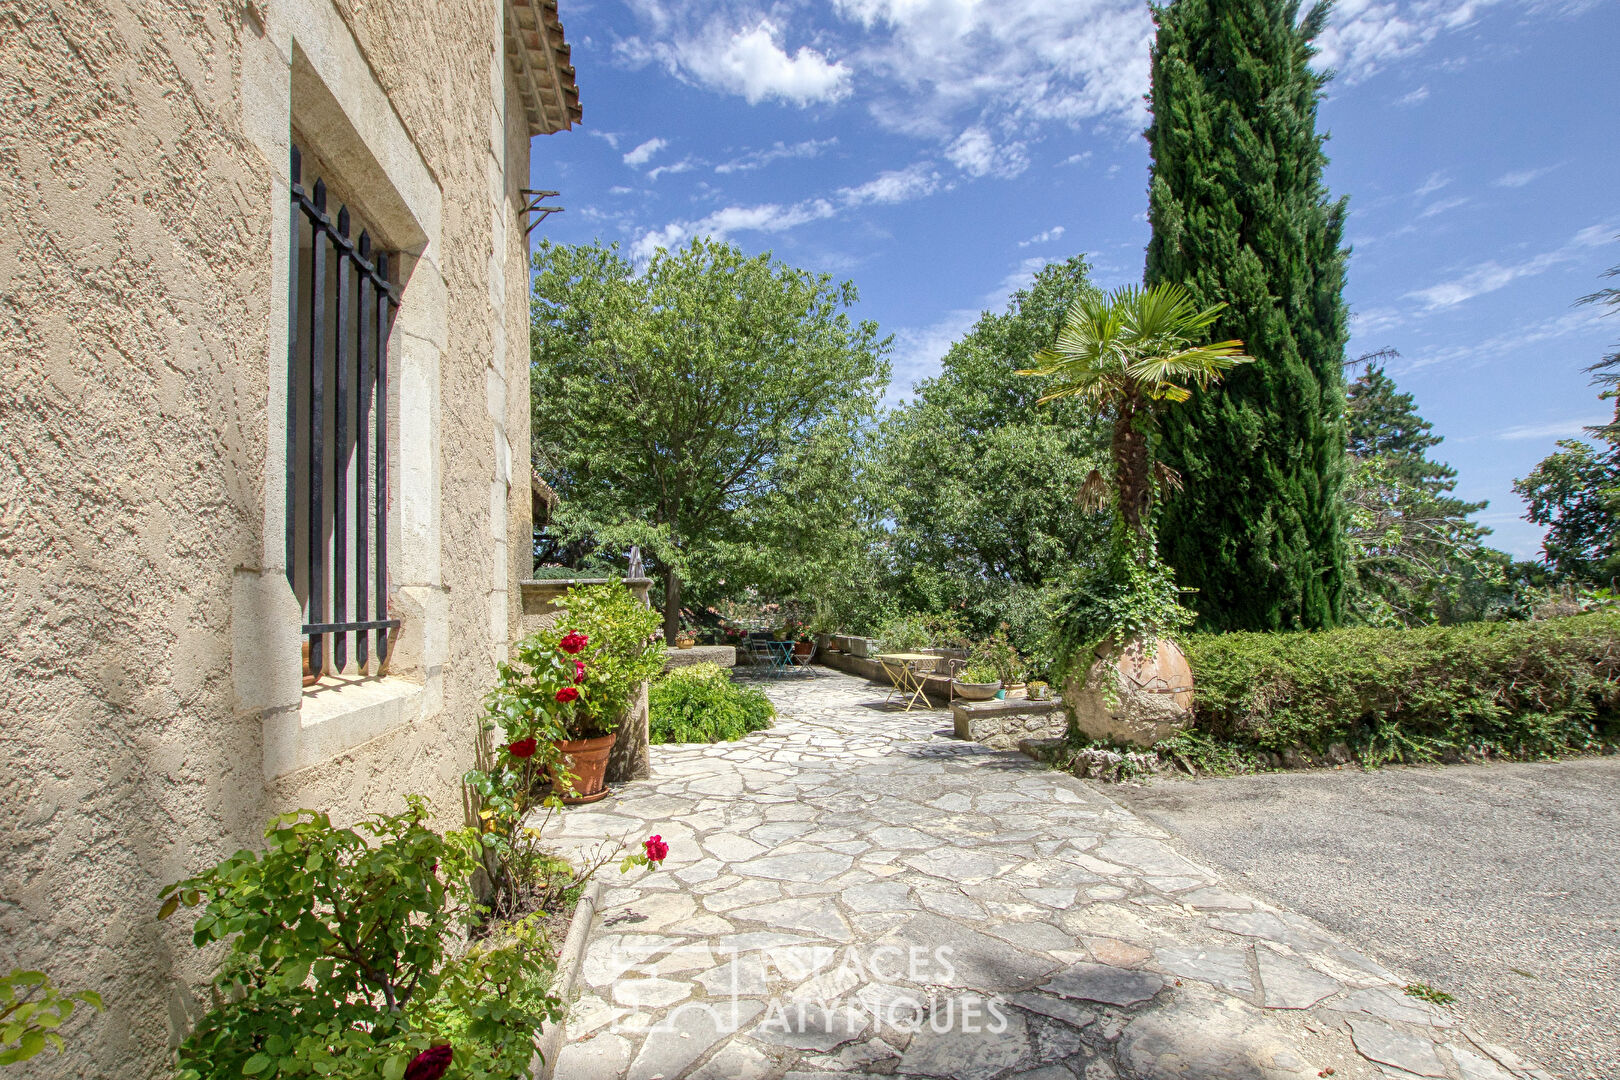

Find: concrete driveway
1107;756;1620;1080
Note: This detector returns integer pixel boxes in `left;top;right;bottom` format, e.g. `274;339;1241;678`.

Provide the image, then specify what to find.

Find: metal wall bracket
521;189;564;236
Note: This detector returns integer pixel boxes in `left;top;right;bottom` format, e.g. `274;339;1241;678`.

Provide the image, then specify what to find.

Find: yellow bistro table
875;652;939;711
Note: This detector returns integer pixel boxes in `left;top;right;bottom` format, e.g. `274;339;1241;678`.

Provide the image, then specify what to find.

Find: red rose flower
508;737;538;759
643;834;669;863
555;686;579;704
559;631;589;655
574;660;587;684
404;1044;452;1080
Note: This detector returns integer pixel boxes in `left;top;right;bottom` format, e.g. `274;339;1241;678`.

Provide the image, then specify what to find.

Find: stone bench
952;698;1068;751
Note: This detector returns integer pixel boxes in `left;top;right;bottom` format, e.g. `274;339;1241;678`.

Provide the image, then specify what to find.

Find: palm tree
1020;283;1251;538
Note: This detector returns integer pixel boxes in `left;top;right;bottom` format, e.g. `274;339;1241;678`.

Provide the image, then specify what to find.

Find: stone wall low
952;700;1069;751
665;645;736;670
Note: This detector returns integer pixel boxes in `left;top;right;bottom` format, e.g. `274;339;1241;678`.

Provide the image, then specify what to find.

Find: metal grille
287;145;401;678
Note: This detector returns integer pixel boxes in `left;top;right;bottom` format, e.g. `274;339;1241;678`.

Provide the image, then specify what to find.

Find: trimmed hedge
650;663;775;744
1183;613;1620;764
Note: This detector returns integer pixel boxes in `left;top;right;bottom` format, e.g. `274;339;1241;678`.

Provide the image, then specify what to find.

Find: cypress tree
1144;0;1350;630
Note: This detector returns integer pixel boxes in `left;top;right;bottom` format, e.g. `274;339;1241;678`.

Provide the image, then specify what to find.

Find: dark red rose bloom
404;1044;452;1080
555;686;579;704
508;737;538;759
559;631;589;655
643;834;669;863
574;660;587;684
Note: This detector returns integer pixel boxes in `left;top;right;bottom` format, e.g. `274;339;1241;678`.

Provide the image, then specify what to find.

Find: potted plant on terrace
485;583;665;803
674;620;697;649
952;660;1002;702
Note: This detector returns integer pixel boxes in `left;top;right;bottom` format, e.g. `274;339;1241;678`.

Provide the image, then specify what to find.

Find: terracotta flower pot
793;640;814;659
552;733;617;804
675;637;696;650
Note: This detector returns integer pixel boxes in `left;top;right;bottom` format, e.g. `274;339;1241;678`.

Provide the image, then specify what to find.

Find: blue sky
528;0;1620;559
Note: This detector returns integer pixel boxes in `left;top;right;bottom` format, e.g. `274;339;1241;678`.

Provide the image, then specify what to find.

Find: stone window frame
233;0;449;782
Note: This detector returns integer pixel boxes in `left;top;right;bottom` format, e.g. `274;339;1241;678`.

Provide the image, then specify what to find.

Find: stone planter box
952;699;1068;751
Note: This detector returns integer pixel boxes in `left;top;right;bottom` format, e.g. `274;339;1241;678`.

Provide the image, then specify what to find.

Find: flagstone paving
549;669;1551;1080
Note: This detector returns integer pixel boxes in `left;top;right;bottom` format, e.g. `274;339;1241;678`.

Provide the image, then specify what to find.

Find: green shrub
160;798;560;1080
650;664;774;743
1184;614;1620;764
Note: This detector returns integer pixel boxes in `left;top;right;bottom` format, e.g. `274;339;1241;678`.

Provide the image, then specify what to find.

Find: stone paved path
550;669;1550;1080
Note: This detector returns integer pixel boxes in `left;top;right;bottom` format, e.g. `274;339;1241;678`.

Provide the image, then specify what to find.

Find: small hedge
1183;613;1620;764
650;663;775;744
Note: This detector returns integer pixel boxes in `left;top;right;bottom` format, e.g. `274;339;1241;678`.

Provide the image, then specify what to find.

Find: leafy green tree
530;239;890;640
878;258;1110;649
1342;365;1505;624
1515;440;1620;584
1514;247;1620;585
1144;0;1351;631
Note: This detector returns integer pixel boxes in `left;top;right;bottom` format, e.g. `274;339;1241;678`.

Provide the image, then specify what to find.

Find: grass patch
650;663;775;743
1404;982;1455;1005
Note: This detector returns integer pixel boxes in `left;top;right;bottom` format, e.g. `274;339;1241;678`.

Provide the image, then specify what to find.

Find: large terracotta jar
552;733;617;804
1064;636;1194;747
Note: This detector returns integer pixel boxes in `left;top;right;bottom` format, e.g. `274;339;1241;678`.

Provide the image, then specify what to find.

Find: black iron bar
303;618;401;635
375;252;391;664
356;231;372;672
307;178;328;678
332;205;352;675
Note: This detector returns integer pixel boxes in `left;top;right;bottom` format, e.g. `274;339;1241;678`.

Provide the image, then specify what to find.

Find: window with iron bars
287;145;401;680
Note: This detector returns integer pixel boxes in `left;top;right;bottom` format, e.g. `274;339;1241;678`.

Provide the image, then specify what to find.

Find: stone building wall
0;1;559;1075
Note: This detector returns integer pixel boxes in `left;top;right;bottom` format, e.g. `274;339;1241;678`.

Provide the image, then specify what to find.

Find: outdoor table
762;639;795;675
875;652;938;711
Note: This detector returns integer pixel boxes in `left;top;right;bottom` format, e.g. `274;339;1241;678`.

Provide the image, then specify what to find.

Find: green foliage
1146;0;1350;631
1513;247;1620;586
971;627;1029;685
160;799;561;1080
1343;365;1510;624
530;238;890;639
1516;439;1620;586
879;258;1111;653
1404;983;1455;1005
0;970;102;1066
956;661;1000;685
1183;614;1620;764
1152;728;1272;776
649;664;775;743
553;583;668;733
1046;524;1195;681
871;611;968;654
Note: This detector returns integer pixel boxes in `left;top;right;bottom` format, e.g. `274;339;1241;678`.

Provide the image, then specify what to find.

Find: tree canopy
1145;0;1351;632
529;238;890;638
878;258;1110;650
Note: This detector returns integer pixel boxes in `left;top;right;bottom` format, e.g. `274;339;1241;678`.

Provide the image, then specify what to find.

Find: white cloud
716;138;838;174
1407;223;1614;309
608;185;634;195
1059;151;1093;167
1415;172;1450;197
590;130;624;150
840;163;942;205
944;126;1030;178
631;161;944;261
833;0;1155;134
1497;416;1609;440
618;18;851;106
1418;196;1470;218
647;158;696;181
1018;226;1067;247
1494;165;1558;188
622;137;668;168
1395;84;1431;105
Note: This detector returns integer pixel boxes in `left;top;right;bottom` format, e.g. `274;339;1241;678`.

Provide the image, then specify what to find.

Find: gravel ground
1106;755;1620;1080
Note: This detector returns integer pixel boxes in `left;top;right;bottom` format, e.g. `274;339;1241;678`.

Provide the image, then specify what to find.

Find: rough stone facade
0;2;575;1075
